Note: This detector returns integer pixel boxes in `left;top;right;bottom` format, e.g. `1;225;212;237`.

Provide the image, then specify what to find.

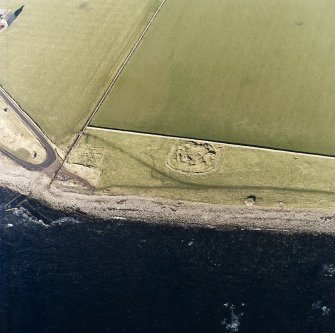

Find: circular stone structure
166;141;221;174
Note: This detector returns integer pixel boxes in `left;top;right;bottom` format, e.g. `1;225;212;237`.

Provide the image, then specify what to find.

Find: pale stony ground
2;154;335;235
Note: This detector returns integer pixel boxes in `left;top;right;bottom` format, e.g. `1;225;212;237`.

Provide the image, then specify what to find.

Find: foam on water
221;303;245;332
1;187;335;332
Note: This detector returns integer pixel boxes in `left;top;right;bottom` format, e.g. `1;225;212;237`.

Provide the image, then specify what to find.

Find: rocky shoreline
2;154;335;234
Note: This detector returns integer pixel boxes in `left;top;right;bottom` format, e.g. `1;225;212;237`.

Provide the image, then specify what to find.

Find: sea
0;187;335;333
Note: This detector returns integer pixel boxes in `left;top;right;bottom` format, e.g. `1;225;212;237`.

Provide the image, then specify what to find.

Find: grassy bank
0;97;46;163
64;128;335;209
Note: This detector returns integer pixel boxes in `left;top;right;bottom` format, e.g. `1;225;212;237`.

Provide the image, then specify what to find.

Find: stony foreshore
2;154;335;234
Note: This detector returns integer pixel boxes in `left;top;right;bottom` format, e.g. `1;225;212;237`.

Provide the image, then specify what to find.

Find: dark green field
92;0;335;156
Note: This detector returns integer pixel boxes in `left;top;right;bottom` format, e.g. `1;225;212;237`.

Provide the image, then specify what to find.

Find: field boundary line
67;0;168;156
86;125;335;160
51;0;169;184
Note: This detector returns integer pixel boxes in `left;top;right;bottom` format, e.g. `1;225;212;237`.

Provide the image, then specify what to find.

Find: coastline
2;154;335;235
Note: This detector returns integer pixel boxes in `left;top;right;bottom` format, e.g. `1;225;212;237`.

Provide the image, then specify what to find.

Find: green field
0;0;161;149
65;128;335;209
92;0;335;156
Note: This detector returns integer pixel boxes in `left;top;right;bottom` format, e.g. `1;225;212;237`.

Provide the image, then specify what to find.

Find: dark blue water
1;188;335;333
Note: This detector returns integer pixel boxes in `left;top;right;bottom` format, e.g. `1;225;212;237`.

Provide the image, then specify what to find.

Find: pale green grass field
92;0;335;156
0;0;161;148
67;128;335;209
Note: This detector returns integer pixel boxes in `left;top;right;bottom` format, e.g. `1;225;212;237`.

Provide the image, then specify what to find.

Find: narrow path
0;86;57;171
